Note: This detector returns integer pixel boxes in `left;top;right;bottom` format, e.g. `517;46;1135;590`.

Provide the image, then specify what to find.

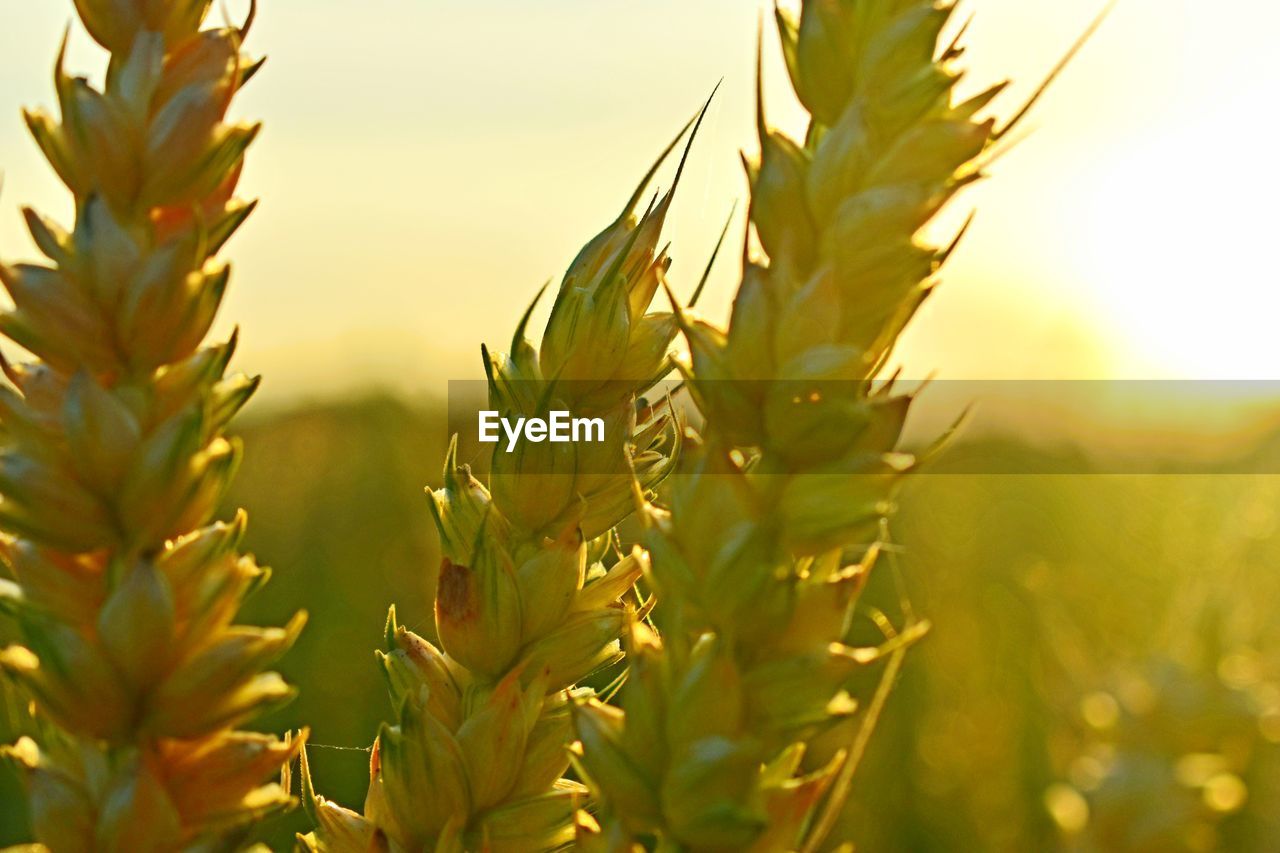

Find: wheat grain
0;1;305;848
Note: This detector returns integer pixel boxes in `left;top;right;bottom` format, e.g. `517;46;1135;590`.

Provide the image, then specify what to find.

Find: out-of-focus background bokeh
3;0;1280;849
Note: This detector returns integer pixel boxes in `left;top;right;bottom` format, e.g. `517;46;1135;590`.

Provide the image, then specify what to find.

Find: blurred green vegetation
3;395;1279;851
849;447;1280;852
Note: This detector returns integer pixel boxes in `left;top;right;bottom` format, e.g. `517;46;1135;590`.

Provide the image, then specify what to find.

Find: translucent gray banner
444;380;1280;475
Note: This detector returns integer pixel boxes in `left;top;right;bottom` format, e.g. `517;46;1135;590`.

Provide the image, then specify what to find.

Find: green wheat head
296;115;708;853
571;2;1021;849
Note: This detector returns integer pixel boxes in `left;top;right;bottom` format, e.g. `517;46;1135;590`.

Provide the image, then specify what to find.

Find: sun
1064;115;1280;381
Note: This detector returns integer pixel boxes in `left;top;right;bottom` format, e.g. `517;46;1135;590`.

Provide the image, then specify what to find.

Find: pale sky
1;0;1277;403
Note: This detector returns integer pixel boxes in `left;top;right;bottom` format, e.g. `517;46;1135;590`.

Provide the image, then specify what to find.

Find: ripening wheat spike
0;1;306;848
570;1;1044;849
296;114;708;852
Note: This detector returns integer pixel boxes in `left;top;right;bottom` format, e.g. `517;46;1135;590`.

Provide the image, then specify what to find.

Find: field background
3;396;1278;851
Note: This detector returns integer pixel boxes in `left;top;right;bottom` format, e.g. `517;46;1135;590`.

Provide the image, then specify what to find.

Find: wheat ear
0;1;306;848
296;119;705;852
571;2;1011;849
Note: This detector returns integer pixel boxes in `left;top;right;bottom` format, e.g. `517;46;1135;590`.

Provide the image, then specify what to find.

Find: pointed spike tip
384;604;399;649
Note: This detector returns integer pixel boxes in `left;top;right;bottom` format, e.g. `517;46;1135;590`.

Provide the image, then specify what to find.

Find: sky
1;0;1277;405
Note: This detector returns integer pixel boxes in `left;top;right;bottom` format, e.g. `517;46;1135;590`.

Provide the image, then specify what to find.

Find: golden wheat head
0;1;306;848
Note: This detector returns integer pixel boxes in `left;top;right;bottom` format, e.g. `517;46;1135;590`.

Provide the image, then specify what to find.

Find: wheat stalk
296;120;706;852
570;1;1021;849
0;1;306;848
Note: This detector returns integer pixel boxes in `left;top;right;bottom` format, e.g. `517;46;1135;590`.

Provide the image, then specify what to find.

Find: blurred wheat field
5;397;1276;850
